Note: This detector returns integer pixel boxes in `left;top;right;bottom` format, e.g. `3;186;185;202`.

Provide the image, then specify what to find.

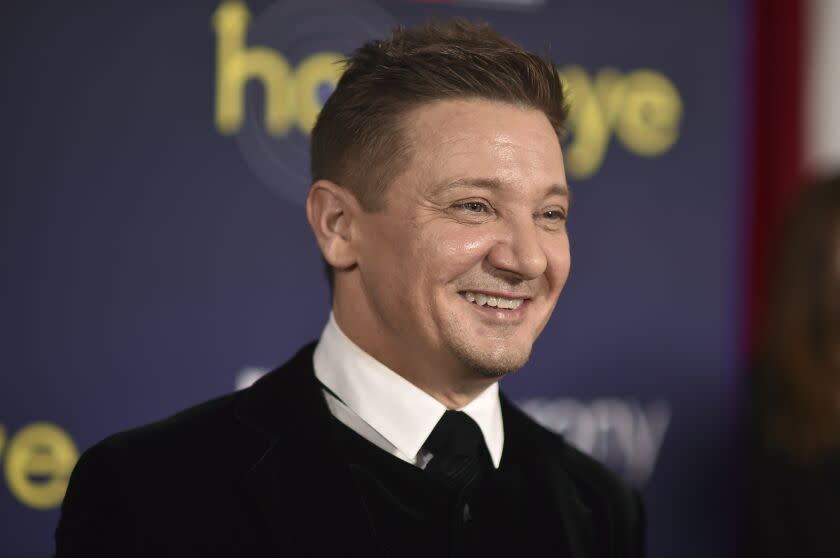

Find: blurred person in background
749;174;840;557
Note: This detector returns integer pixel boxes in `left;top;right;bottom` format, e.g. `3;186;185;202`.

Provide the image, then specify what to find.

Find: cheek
430;226;495;279
544;234;571;289
359;222;419;296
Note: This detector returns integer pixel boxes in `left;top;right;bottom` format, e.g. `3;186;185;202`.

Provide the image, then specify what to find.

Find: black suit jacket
55;342;645;557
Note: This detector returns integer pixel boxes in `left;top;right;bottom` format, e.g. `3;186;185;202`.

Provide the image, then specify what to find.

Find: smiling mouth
459;291;527;310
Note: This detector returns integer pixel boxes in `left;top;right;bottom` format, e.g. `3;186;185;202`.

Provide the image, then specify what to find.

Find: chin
435;307;540;378
449;339;534;379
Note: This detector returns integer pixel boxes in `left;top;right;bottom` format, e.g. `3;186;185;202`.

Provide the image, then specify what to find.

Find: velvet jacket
55;343;645;557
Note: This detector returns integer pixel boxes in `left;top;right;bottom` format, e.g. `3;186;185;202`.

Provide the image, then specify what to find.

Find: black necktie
423;410;492;493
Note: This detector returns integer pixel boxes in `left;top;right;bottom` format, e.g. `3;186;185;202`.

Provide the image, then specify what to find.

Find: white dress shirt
313;313;504;469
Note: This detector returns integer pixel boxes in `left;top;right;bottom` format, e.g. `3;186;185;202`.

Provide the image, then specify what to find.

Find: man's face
351;98;570;380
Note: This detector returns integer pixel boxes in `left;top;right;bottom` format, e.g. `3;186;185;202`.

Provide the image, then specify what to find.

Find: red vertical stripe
744;0;807;355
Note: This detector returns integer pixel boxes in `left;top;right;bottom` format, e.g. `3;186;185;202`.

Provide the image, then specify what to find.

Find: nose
486;217;548;280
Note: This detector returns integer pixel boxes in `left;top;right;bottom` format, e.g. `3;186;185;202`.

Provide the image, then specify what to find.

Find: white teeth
462;292;524;310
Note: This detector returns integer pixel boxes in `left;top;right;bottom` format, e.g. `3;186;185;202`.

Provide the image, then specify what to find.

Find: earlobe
306;180;358;270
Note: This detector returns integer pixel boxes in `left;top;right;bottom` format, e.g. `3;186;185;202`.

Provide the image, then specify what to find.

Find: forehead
400;99;566;194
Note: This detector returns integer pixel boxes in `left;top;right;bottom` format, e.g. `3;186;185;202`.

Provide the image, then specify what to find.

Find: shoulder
92;389;250;461
99;390;265;474
55;390;259;555
502;396;624;485
77;341;320;474
55;345;319;555
502;397;646;556
60;388;266;516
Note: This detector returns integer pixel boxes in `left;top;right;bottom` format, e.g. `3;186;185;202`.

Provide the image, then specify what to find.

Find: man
55;20;644;557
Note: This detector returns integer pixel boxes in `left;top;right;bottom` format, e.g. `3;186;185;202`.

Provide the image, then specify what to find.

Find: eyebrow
431;177;572;203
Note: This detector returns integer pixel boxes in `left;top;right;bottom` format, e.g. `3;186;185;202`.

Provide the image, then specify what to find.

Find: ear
306;179;360;270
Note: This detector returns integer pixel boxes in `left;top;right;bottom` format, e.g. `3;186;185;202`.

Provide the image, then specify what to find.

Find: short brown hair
310;19;569;210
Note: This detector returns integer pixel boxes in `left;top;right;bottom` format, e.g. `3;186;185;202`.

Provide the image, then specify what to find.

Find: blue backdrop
1;1;742;556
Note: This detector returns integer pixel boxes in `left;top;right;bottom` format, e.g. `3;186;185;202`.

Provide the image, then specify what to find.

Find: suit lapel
234;343;384;557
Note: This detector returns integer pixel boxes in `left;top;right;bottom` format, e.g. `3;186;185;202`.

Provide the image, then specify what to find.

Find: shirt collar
313;312;504;467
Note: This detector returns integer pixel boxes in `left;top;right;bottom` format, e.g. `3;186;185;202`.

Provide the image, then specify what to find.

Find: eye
543;209;567;220
458;201;489;213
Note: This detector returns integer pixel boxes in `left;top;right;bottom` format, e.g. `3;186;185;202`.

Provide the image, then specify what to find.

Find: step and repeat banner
2;1;740;556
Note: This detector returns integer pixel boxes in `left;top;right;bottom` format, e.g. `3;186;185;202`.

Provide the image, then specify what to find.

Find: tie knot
424;410;485;460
